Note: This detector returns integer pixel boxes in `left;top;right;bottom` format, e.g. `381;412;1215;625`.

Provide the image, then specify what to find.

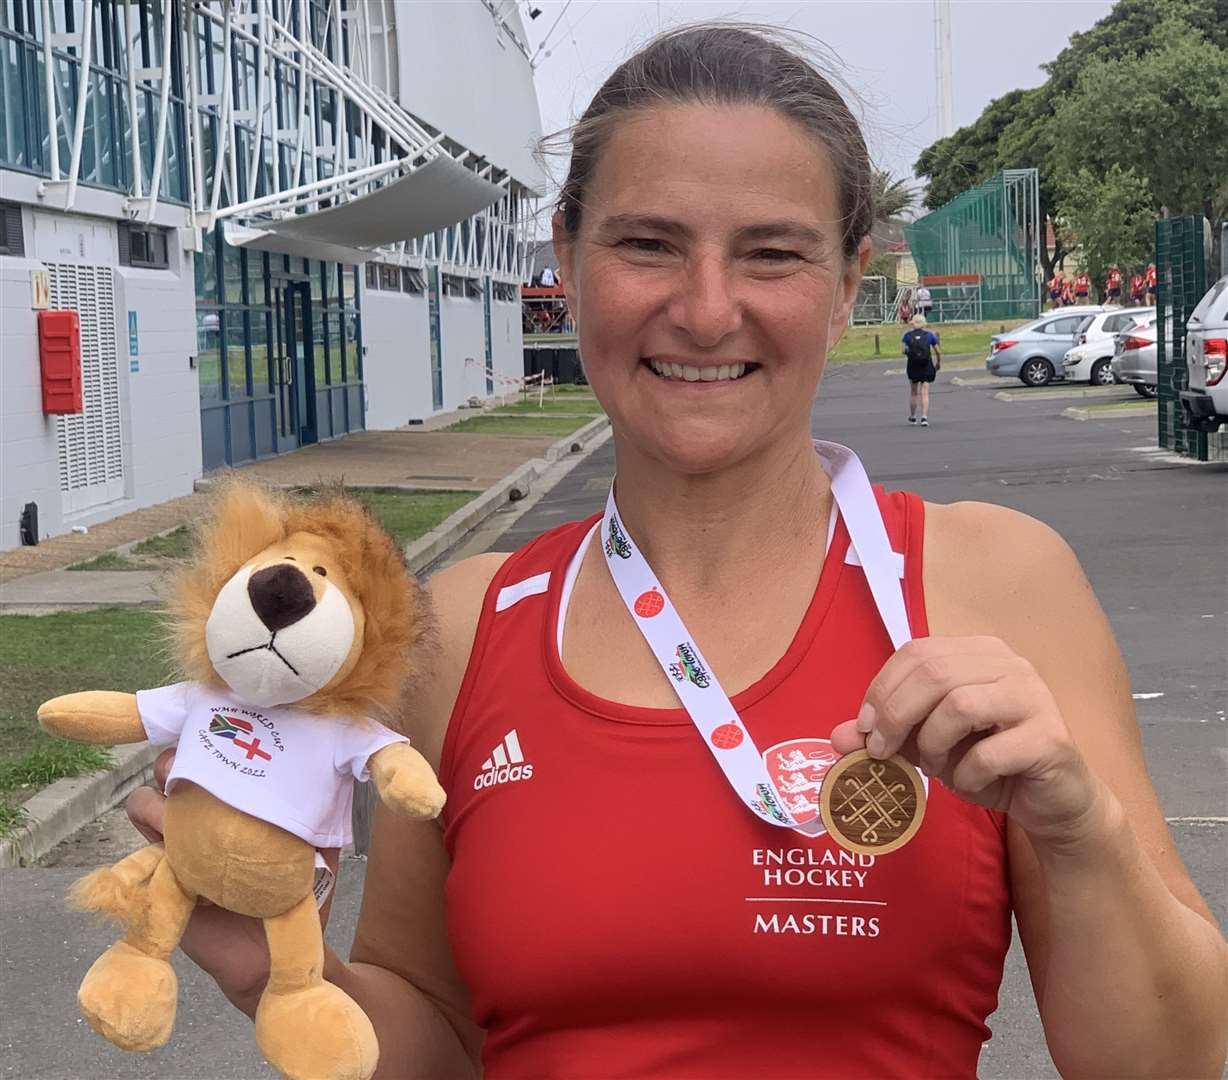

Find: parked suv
986;306;1105;386
1062;307;1154;385
1181;275;1228;432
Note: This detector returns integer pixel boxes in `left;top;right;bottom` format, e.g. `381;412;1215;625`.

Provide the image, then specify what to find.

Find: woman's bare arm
321;552;509;1079
924;501;1228;1077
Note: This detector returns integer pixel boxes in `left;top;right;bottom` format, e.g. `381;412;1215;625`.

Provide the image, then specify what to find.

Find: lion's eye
312;565;327;577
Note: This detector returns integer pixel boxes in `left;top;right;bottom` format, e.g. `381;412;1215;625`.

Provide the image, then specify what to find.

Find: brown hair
551;23;872;259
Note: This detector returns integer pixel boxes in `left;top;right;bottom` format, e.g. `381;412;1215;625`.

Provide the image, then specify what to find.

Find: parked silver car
1181;274;1228;432
1110;317;1160;398
986;306;1106;386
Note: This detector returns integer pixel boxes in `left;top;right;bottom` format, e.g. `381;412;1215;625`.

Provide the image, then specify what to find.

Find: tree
1051;21;1228;273
870;169;916;227
1056;166;1154;295
913;0;1228;279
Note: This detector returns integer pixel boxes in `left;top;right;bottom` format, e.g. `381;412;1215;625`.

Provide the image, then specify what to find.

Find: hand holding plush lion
38;478;444;1080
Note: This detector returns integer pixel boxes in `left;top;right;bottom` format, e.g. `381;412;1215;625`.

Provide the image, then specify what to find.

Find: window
442;273;470;298
118;223;170;268
0;202;24;255
493;281;519;303
365;262;379;289
401;267;425;295
378;263;400;291
1043;316;1082;335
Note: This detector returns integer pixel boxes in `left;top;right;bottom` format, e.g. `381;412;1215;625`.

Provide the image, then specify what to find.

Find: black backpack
905;328;932;363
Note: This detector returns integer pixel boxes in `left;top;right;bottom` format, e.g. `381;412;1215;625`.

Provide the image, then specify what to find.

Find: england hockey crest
764;738;840;837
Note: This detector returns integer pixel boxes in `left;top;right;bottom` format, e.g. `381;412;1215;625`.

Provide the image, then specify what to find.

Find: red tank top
439;490;1011;1078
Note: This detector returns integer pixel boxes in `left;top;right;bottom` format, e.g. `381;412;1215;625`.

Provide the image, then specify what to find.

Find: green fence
905;169;1042;322
1155;217;1209;460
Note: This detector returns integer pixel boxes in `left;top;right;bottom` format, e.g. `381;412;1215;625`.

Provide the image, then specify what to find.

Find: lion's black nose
247;564;316;632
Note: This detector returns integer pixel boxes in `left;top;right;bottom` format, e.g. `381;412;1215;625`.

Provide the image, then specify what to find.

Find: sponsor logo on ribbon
668;641;711;688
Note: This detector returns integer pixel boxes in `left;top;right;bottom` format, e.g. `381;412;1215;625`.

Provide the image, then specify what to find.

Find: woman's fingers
865;647;1030;760
153;747;175;791
911;676;1035;777
125;785;165;844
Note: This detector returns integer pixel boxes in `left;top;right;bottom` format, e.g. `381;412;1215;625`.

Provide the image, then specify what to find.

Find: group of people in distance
1047;263;1156;309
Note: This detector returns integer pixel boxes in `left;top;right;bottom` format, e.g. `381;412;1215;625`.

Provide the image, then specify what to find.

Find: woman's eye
752;248;800;262
621;237;667;253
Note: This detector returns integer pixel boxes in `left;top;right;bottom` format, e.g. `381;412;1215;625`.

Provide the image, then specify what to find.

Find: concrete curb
0;744;157;868
1061;403;1156;421
994;387;1138;403
402;416;609;571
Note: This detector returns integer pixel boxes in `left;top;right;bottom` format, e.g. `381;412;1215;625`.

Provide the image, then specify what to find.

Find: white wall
0;250;61;549
393;1;546;191
0;205;199;551
113;262;200;509
440;294;487;410
362;281;527;425
490;294;524;389
362;287;432;427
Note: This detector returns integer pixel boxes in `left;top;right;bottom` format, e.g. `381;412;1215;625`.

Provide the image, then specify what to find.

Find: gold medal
819;750;926;856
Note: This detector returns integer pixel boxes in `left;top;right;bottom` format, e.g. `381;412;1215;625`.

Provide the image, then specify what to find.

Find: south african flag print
209;713;254;740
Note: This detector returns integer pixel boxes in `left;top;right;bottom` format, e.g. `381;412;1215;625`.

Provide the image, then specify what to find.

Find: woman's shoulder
401;553;511;765
920;499;1089;637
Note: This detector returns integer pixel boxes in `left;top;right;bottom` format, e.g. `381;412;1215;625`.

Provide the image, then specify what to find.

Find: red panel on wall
38;309;83;415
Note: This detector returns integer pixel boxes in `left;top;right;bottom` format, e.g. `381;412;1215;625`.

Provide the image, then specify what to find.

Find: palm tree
871;169;917;228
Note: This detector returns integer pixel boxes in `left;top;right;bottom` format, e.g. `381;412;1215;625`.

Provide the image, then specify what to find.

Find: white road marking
1131;692;1165;700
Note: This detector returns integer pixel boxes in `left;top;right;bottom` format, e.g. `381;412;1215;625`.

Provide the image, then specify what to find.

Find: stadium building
0;0;544;550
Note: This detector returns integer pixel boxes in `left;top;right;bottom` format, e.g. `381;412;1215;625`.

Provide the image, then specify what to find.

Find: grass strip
444;414;594;436
0;608;172;836
70;490;477;571
829;319;1028;364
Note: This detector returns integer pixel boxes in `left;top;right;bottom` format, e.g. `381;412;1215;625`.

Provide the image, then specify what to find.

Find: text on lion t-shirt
135;681;406;847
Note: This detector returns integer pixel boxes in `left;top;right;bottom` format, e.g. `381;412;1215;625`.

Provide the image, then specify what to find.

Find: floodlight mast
934;0;955;139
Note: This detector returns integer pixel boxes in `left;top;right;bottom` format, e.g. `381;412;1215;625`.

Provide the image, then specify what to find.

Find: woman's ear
551;210;578;320
827;236;873;347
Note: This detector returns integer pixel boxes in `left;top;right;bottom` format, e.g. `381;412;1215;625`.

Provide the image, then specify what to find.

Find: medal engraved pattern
820;750;926;855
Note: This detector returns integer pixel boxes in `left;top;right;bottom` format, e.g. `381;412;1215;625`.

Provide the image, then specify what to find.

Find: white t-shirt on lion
136;681;407;848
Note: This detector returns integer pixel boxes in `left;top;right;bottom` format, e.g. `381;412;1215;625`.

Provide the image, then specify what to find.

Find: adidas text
473;762;534;790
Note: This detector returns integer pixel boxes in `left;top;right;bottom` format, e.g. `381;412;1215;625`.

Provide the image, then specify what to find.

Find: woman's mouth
645;359;758;382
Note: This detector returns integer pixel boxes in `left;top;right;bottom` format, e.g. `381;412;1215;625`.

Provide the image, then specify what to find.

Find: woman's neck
608;432;831;597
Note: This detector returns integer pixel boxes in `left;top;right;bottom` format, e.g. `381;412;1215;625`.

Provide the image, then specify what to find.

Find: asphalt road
3;360;1224;1079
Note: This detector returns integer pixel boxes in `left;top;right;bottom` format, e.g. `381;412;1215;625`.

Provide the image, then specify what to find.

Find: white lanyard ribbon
600;441;912;831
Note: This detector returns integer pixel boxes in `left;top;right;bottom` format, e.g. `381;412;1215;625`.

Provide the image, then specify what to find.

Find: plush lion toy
38;477;444;1080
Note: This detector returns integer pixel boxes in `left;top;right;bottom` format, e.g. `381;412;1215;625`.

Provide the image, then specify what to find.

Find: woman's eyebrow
595;215;825;247
735;222;825;246
597;213;691;238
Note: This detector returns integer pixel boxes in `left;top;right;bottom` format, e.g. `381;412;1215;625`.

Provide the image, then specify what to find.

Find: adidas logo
473;729;535;791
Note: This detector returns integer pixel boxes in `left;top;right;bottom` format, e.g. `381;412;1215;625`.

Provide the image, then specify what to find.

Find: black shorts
1108;288;1121;300
907;361;936;383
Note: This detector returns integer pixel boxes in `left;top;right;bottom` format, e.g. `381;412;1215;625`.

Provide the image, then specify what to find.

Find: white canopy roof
226;156;506;261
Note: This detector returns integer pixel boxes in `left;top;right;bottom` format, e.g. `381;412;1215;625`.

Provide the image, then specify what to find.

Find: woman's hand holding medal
830;635;1117;851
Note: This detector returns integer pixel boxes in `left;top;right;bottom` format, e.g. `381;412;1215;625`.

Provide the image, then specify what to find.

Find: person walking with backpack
903;313;941;426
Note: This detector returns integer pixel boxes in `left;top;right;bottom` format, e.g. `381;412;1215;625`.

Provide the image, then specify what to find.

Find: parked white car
1062;307;1154;385
1181;275;1228;432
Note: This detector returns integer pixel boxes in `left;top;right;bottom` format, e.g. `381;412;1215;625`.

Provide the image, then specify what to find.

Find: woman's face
555;103;869;476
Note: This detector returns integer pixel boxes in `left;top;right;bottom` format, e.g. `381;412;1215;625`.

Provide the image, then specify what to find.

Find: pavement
0;426;566;586
2;360;1226;1078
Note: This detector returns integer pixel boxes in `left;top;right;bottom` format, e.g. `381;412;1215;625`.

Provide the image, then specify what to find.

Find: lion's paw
255;983;379;1080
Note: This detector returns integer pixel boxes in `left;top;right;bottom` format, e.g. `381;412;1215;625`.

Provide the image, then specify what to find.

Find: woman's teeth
648;360;748;382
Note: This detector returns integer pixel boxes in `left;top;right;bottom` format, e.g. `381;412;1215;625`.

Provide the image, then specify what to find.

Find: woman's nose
667;254;742;348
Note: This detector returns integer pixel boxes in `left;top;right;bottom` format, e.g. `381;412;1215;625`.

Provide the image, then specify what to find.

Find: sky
522;0;1116;200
